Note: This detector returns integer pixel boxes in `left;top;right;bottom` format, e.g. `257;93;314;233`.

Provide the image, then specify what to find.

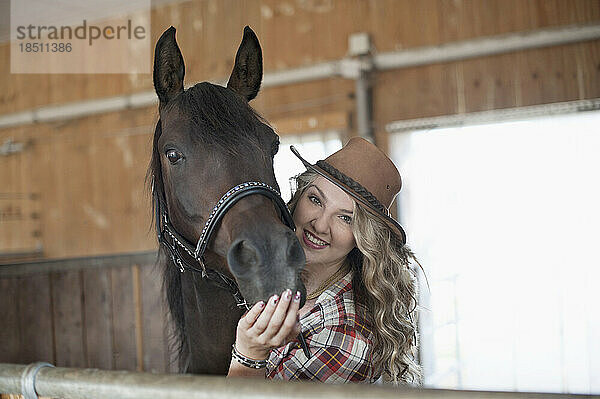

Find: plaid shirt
266;270;378;383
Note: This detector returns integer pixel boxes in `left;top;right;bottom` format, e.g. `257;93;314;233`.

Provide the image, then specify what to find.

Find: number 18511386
19;42;72;52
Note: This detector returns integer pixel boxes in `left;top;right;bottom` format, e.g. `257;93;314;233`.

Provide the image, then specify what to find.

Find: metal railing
1;363;596;399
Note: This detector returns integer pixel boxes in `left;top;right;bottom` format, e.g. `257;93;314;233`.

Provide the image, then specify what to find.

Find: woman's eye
340;215;352;224
308;195;321;206
166;150;184;164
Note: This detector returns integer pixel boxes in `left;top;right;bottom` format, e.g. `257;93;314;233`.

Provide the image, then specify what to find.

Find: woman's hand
234;289;302;360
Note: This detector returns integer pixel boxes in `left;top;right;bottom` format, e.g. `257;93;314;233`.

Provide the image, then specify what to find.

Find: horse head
151;26;306;312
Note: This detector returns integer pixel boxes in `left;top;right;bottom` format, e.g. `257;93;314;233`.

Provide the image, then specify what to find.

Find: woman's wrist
227;355;267;378
233;342;270;361
231;344;269;369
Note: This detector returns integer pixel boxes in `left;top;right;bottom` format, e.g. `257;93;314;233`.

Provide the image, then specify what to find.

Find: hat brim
290;145;407;245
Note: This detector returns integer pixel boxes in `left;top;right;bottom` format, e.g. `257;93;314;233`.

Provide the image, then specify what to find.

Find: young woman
227;137;421;384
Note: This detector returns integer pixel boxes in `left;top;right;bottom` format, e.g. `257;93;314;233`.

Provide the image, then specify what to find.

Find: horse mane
146;120;187;369
145;82;270;370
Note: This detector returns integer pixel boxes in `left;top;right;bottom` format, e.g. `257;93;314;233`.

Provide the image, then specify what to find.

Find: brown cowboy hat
290;137;406;245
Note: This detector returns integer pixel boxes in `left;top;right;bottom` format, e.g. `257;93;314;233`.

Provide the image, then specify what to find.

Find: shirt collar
315;268;354;305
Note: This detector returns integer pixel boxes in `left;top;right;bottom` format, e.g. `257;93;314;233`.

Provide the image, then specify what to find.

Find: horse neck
168;252;245;374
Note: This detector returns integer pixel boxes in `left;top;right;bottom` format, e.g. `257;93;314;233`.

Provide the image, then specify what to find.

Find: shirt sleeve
267;324;373;383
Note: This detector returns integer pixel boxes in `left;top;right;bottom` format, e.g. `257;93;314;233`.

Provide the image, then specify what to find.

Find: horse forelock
175;82;270;158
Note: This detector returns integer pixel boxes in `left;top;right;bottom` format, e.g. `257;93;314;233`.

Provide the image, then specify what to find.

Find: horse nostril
228;239;261;274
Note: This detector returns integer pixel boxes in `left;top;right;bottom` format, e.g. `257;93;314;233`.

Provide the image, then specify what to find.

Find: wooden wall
0;0;599;260
0;253;175;373
0;108;157;259
1;0;599;115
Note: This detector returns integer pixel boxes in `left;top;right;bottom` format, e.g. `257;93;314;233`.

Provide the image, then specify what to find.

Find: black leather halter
153;180;296;310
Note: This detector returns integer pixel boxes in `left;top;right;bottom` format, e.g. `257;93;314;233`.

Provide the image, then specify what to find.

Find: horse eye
166;149;184;164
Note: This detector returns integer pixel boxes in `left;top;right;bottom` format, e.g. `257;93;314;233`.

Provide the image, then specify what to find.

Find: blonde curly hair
288;170;422;385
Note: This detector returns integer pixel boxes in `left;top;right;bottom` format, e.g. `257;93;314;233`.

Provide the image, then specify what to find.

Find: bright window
391;110;600;394
274;131;342;202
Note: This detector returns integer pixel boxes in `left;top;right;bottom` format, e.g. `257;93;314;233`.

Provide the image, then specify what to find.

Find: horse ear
153;26;185;106
227;26;263;102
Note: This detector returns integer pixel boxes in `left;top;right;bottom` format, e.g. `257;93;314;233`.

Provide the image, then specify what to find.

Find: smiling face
293;176;357;270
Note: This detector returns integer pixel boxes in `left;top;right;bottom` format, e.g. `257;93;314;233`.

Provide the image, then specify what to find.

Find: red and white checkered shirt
266;270;378;383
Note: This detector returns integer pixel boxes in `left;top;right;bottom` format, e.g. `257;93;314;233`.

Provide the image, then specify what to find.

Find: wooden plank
461;52;519;113
257;78;355;121
99;134;127;255
110;266;137;370
0;193;42;257
17;273;54;364
29;124;58;260
133;264;144;371
51;270;86;367
46;126;68;257
61;123;94;256
241;0;263;48
0;278;21;363
88;132;107;254
526;0;600;28
369;0;441;51
577;40;600;100
140;262;168;373
128;129;155;251
517;44;581;107
0;44;13;112
113;129;153;254
82;267;113;369
0;127;21;254
373;62;458;123
270;111;348;136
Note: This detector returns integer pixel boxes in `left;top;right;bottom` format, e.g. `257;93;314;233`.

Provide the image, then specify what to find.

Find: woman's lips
302;230;329;250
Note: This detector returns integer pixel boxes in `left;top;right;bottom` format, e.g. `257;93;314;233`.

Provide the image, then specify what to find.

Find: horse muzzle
227;227;307;309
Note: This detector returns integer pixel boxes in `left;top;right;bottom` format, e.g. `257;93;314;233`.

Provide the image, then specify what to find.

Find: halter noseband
153;180;296;310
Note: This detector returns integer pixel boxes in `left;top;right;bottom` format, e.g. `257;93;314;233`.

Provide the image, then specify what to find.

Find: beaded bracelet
231;344;268;369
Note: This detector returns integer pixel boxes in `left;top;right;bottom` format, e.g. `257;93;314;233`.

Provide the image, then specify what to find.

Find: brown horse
149;26;306;374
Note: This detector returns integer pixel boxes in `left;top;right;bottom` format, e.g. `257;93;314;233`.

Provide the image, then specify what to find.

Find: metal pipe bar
385;98;600;134
1;24;598;130
355;68;373;141
374;23;600;71
262;62;342;87
1;363;596;399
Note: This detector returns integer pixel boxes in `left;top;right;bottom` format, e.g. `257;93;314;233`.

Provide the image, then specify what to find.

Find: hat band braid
316;160;387;215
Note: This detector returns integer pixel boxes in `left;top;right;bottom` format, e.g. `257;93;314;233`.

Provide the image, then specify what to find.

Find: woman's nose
311;211;329;235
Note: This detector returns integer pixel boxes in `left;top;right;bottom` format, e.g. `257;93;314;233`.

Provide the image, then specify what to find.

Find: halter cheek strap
194;182;295;261
153;180;296;310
